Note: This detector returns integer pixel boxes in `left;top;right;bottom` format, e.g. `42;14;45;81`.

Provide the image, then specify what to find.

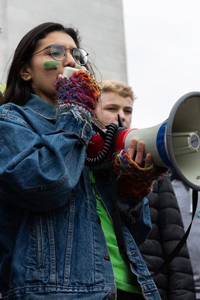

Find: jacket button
108;292;116;299
104;253;110;260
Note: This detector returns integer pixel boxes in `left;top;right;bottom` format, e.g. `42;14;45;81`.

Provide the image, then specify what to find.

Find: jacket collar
24;94;56;121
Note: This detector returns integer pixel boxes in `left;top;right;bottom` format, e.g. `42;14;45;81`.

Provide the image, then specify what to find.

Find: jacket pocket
24;213;56;284
24;215;46;282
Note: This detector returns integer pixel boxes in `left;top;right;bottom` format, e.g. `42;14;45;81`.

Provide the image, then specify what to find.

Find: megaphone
86;91;200;191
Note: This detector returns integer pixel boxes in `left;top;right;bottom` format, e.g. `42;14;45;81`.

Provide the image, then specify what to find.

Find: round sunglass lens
73;48;88;65
50;45;65;61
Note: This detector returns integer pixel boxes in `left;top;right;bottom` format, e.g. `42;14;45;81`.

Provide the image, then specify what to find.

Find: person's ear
20;64;32;81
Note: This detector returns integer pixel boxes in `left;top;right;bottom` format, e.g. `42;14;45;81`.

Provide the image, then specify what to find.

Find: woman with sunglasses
0;22;164;300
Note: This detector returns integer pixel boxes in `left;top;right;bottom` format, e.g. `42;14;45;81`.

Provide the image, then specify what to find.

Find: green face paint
44;61;59;67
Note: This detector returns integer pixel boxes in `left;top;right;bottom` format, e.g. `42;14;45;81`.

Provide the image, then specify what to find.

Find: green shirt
90;172;140;294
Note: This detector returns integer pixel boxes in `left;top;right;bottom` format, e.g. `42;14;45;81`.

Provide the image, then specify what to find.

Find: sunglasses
32;44;89;66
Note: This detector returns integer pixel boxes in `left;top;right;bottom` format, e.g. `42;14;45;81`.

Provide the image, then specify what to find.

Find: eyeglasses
32;44;89;66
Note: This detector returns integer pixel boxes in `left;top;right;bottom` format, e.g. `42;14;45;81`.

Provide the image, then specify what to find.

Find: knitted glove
55;70;101;122
114;149;167;201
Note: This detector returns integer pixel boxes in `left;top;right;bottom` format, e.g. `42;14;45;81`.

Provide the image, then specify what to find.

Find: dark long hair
2;22;93;105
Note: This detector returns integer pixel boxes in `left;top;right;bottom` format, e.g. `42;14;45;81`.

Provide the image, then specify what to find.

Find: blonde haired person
96;79;134;129
96;79;196;300
95;79;163;299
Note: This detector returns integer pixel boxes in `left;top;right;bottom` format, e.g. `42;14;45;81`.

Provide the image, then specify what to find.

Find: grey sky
123;0;200;129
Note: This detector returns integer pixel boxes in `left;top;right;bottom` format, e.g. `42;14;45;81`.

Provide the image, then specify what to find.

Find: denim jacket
0;94;161;300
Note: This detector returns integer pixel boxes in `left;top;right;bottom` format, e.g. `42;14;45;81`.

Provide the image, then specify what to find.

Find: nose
63;50;76;68
119;110;126;123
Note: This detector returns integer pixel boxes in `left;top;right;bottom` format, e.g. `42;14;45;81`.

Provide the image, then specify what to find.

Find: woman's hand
55;69;101;121
127;138;152;168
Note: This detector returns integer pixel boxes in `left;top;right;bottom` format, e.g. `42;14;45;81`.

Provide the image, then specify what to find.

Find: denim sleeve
0;110;92;212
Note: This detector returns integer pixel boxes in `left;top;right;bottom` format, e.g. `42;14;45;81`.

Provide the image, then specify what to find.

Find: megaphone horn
86;92;200;191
